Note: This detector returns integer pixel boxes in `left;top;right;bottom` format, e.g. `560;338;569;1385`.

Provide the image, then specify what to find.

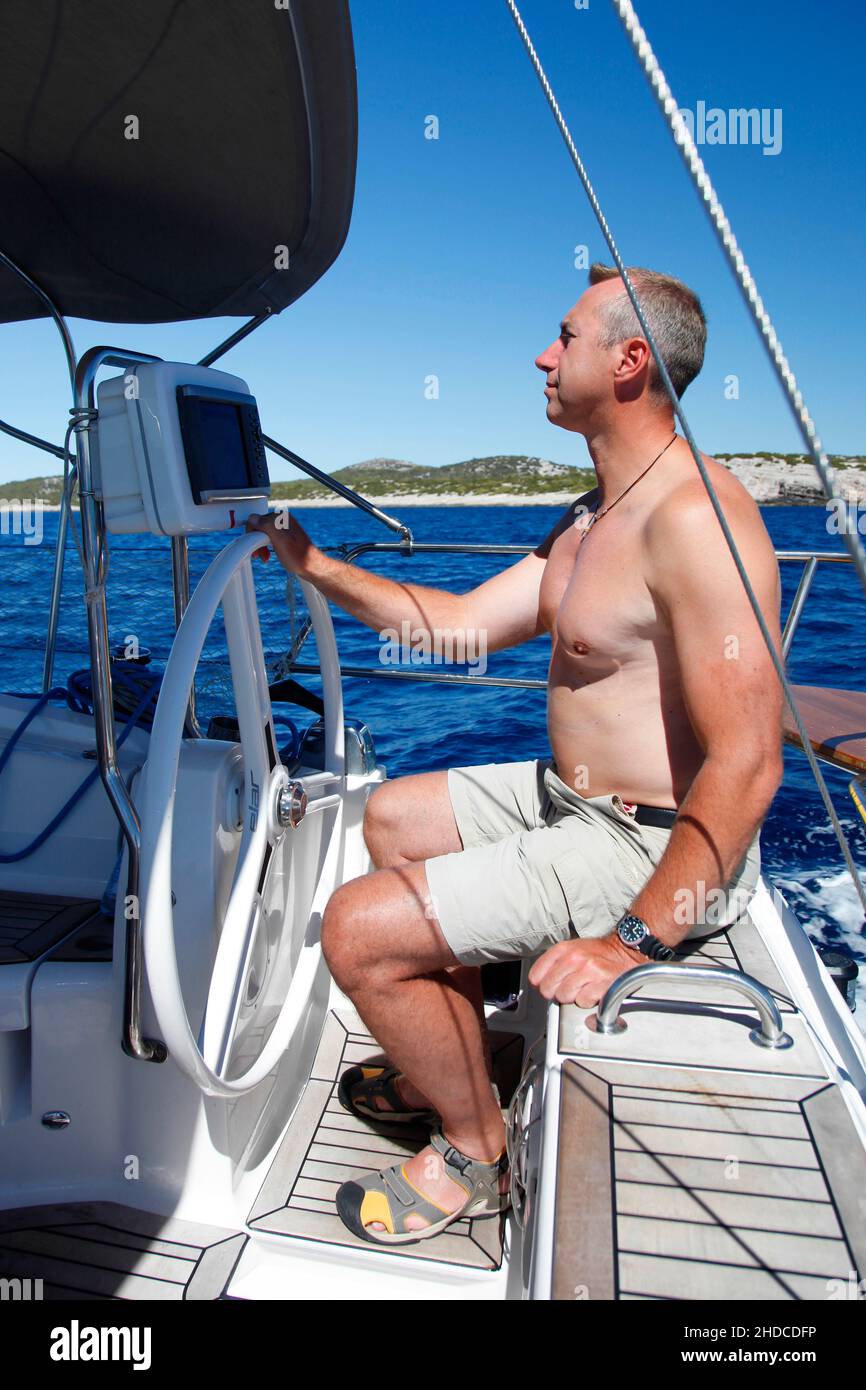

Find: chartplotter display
94;362;271;535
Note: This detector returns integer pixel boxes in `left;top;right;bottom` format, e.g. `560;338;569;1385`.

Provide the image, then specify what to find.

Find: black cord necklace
583;433;678;533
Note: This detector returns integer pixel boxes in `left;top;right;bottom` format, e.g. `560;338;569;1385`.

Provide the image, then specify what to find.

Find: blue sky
0;0;863;486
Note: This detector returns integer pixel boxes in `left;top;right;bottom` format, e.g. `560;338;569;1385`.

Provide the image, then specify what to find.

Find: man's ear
613;337;653;399
619;337;650;376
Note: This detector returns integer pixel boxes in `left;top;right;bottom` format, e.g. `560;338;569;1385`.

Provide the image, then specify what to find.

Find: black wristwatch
615;913;676;962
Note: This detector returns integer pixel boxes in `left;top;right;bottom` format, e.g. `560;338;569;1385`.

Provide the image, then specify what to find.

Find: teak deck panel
248;1007;522;1271
0;890;102;965
784;684;866;776
553;1061;866;1301
0;1203;247;1300
552;910;866;1300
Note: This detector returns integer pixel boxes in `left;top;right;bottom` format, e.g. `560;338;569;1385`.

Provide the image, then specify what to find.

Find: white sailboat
1;0;865;1302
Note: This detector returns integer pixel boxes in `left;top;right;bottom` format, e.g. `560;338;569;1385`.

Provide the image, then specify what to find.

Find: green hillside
0;475;69;505
272;455;595;498
0;456;594;506
4;453;865;508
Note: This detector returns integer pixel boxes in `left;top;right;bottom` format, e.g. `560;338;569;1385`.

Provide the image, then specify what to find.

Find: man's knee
322;875;406;994
362;780;403;865
322;880;367;989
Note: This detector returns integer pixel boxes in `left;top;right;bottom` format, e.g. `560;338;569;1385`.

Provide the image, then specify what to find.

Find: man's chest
538;516;664;665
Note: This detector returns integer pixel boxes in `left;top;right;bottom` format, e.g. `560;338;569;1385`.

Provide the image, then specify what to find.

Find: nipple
573;640;590;656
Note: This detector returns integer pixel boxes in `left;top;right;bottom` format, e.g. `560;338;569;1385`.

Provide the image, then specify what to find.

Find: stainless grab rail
782;556;818;659
73;346;166;1065
586;963;793;1050
291;660;545;691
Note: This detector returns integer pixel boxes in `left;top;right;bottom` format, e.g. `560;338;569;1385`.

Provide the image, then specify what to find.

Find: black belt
632;803;678;828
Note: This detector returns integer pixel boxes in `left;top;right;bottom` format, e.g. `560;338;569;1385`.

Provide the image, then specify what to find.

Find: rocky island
273;453;866;508
2;453;865;511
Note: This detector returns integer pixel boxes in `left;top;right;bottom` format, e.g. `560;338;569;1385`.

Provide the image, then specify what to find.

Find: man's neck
585;415;678;505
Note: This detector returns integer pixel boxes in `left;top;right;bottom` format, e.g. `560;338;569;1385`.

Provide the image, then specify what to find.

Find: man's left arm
530;480;784;1006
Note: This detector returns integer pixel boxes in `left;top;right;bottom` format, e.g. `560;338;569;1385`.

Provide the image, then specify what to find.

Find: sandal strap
350;1066;422;1115
357;1067;404;1110
431;1127;508;1172
380;1163;424;1208
430;1128;508;1209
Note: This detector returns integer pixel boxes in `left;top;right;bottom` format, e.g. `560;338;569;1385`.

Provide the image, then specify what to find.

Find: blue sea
2;503;865;1024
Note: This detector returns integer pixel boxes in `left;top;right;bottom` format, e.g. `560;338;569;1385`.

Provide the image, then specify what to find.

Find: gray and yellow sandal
335;1127;510;1245
337;1063;439;1127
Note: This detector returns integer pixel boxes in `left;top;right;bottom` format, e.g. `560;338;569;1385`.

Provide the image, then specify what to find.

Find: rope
285;574;297;655
503;0;866;912
0;666;160;862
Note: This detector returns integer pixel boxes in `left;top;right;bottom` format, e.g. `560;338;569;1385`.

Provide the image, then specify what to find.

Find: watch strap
639;934;676;962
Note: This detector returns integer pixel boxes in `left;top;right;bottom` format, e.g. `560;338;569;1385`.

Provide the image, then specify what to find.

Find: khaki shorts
423;758;762;967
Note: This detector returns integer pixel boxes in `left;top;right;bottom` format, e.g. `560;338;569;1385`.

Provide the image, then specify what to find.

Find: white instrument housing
94;360;270;536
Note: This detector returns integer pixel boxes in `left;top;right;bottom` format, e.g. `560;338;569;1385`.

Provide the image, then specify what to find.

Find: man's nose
535;342;558;372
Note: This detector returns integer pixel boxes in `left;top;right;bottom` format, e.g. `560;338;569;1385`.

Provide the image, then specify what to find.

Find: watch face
618;915;647;945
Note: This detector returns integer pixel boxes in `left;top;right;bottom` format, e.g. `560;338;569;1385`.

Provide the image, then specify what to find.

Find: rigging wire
503;0;866;912
0;247;77;464
611;0;866;594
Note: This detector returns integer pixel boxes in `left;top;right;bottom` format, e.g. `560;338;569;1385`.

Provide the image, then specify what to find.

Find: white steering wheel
141;531;345;1096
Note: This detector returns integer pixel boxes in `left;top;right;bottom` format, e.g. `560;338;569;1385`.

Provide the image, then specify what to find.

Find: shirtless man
247;263;784;1244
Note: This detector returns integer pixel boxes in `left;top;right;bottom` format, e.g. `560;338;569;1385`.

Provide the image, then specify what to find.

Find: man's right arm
246;502;578;655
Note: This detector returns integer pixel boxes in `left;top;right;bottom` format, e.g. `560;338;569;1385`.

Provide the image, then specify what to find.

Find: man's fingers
534;955;583;1000
552;971;582;1005
528;940;571;987
546;971;600;1007
569;978;602;1008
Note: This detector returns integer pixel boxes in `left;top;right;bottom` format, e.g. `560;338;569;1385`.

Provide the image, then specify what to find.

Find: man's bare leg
359;773;493;1112
322;861;505;1231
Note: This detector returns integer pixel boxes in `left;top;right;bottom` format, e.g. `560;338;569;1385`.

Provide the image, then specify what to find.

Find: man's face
535;280;624;432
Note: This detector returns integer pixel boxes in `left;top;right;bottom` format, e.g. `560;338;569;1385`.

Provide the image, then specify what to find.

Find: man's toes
404;1214;432;1232
366;1215;429;1233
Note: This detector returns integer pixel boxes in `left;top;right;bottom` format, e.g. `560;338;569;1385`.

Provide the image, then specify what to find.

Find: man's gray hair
589;263;707;400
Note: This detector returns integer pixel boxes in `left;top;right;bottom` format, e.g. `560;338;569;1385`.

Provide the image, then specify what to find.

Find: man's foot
337;1063;438;1125
365;1136;509;1234
335;1128;510;1244
387;1074;431;1110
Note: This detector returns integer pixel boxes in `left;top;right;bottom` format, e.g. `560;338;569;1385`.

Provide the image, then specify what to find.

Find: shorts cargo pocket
550;844;635;942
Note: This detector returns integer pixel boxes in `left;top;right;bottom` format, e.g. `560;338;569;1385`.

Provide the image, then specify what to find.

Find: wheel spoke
223;568;272;775
226;559;280;773
202;837;276;1075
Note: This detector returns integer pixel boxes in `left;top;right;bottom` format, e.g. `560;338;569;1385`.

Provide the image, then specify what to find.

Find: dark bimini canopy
0;0;357;324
